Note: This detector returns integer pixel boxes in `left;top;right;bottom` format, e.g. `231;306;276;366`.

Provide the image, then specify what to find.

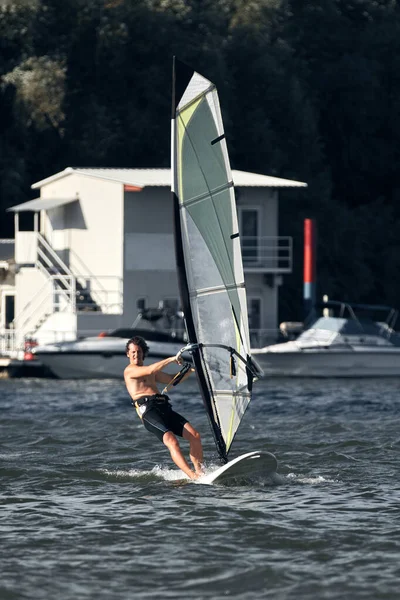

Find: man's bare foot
195;463;205;477
189;471;201;480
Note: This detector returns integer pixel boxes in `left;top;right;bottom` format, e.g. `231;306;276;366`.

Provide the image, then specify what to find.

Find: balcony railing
241;236;292;273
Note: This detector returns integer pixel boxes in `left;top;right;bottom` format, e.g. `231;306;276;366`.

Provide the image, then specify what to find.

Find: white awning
7;196;78;212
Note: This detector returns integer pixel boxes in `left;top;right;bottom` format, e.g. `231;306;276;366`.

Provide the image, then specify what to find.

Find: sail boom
211;390;252;398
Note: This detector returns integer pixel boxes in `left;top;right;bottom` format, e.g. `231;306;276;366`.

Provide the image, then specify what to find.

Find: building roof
31;167;307;190
8;196;78;213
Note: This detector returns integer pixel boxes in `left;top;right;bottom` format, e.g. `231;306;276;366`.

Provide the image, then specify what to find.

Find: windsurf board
199;450;277;485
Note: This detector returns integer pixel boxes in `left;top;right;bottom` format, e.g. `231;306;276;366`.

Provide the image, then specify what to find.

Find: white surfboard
198;450;278;485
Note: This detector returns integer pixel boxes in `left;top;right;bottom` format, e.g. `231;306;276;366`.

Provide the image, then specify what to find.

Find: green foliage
3;56;66;130
1;0;400;317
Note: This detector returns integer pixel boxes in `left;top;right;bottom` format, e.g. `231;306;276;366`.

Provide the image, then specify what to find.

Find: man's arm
155;371;174;384
126;355;179;379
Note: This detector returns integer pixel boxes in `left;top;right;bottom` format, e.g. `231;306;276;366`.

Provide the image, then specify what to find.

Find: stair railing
37;234;74;281
68;249;123;313
12;279;54;344
69;248;107;301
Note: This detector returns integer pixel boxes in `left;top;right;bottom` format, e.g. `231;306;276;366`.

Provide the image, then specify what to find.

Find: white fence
241;236;292;272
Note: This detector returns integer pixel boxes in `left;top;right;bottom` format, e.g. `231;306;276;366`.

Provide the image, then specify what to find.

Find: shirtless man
124;336;204;480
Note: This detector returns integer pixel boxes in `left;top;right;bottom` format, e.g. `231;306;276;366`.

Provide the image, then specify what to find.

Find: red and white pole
303;218;316;319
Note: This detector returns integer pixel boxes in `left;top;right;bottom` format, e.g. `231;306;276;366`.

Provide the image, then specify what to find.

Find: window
248;296;262;346
238;207;260;263
1;293;15;329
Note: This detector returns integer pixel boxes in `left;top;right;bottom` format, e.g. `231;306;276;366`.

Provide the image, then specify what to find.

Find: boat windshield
299;316;400;347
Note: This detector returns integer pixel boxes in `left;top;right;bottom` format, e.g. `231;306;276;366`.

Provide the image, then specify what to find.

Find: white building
4;167;306;351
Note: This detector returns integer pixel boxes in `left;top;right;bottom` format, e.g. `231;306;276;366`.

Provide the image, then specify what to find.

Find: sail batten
172;58;254;462
178;181;234;208
189;283;246;299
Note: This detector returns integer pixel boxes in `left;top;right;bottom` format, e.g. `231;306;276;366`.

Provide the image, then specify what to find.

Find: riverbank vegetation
1;0;400;320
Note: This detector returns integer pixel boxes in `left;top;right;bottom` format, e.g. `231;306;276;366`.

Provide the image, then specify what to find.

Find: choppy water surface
1;376;400;599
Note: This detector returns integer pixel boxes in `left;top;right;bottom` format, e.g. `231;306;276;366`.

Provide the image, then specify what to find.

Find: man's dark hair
126;336;149;358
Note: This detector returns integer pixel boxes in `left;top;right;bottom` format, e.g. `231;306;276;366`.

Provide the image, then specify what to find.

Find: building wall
122;185;280;339
41;174;123;275
236;187;279;339
14;267;50;345
123;187;180;322
236;188;278;237
245;272;278;345
40;174;124;313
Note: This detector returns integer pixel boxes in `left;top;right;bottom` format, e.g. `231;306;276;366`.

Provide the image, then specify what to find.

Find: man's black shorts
135;394;188;442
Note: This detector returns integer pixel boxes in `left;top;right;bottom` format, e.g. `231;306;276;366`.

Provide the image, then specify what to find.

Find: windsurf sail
171;57;260;463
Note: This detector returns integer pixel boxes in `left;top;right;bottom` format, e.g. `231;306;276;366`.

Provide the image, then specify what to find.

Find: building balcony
241;236;292;273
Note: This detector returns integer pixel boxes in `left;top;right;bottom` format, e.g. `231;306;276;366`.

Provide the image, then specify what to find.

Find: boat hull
252;349;400;377
34;339;187;379
36;352;131;379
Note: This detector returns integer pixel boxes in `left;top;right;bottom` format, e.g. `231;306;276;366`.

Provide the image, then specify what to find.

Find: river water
1;376;399;599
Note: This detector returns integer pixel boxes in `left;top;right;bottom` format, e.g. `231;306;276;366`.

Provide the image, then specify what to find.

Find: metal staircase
12;234;107;346
37;234;100;312
2;233;123;354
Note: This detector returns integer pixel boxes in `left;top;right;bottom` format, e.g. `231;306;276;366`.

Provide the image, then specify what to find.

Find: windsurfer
124;336;204;480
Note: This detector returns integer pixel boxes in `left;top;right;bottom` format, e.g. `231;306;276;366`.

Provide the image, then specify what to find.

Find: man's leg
182;423;204;475
163;431;198;480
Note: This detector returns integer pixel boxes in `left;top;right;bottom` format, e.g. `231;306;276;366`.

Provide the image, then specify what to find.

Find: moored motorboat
33;308;187;379
252;301;400;377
